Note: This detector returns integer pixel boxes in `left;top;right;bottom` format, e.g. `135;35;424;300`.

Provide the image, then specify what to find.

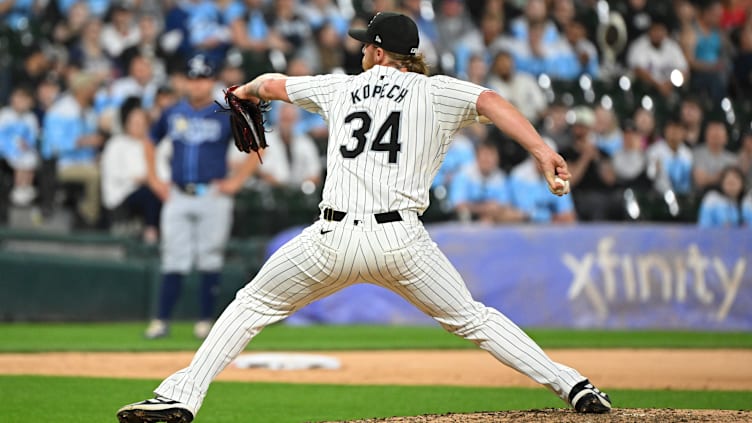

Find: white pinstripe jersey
286;65;488;215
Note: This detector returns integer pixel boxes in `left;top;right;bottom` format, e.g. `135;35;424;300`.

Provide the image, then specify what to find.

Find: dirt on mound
327;409;752;423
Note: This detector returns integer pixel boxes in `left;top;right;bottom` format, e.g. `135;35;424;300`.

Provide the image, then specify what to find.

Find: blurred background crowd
1;0;752;241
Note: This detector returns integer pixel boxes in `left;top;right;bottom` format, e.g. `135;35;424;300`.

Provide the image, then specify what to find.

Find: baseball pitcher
118;12;610;423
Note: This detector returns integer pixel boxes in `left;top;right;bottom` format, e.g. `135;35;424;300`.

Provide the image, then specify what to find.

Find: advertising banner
269;224;752;329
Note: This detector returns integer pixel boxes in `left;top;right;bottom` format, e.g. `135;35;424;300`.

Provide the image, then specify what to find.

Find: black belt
323;208;402;224
175;183;210;196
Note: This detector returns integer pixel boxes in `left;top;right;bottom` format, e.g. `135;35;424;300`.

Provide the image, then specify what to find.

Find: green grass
0;375;749;423
0;323;751;352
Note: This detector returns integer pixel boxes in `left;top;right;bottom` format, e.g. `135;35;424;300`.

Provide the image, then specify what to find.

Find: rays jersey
286;65;488;214
151;99;233;185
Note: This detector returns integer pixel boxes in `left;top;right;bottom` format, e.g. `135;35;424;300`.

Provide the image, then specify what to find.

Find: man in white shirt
486;50;547;124
626;15;689;97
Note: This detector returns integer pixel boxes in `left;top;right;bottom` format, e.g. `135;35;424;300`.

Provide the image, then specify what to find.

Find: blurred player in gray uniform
118;13;611;423
143;55;260;340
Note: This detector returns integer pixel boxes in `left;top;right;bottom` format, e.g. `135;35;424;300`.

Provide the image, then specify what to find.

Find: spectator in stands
679;96;705;147
52;0;91;49
508;142;577;224
737;130;752;187
612;120;651;189
448;141;524;223
540;100;572;150
100;3;140;59
230;0;288;77
312;21;345;74
101;101;161;243
256;103;322;190
693;120;738;193
646;116;693;196
550;0;575;33
432;128;476;189
697;165;747;227
626;15;688;99
33;77;62;124
300;0;348;37
99;53;160;133
617;0;657;44
120;14;169;83
563;15;600;78
0;87;40;207
633;106;659;147
682;0;730;105
674;0;697;48
69;17;114;82
159;0;194;69
5;43;52;105
486;50;547;125
560;106;619;221
507;20;579;79
744;188;752;226
267;0;314;63
185;0;232;65
435;0;476;61
732;18;752;99
465;54;489;86
720;0;748;30
41;71;105;227
453;11;511;79
398;0;439;66
509;0;560;44
593;105;624;157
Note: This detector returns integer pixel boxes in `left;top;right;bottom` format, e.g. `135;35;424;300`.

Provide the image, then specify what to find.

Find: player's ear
374;47;386;63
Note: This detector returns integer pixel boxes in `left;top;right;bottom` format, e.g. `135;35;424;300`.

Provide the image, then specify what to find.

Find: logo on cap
375;35;382;43
187;54;215;79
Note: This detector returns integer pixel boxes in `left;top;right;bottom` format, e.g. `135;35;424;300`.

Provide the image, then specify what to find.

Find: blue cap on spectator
186;54;216;79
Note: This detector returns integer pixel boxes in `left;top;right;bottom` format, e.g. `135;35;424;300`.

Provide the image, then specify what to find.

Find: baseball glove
216;85;270;160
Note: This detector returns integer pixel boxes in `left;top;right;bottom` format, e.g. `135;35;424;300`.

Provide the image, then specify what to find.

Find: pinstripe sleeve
286;74;351;121
431;76;490;131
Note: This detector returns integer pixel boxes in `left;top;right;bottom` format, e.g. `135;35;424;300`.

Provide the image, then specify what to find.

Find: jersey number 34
341;111;401;164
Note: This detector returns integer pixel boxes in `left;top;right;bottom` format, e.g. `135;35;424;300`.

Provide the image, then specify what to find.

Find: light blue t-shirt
698;191;742;228
432;136;475;188
448;163;510;209
42;94;99;166
0;108;38;161
508;159;574;223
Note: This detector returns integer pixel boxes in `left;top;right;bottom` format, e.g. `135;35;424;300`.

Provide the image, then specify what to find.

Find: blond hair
385;51;430;75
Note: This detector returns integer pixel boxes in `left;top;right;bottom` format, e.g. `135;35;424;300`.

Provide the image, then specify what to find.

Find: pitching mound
331;409;752;422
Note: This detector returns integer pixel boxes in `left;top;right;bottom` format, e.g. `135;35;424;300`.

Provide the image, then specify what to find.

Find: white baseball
553;176;570;195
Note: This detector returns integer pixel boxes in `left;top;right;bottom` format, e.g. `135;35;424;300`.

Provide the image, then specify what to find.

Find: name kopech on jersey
349;82;409;104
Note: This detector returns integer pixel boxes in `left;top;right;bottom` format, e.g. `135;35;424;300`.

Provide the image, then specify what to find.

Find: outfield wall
1;224;750;329
276;223;752;330
0;230;266;322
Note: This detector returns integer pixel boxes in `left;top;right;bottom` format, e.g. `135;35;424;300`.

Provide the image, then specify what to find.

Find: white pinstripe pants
155;212;585;415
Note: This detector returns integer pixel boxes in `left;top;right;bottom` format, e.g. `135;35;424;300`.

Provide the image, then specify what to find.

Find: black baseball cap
186;54;216;79
348;12;419;56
